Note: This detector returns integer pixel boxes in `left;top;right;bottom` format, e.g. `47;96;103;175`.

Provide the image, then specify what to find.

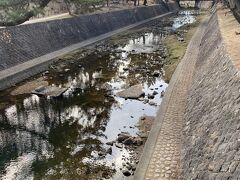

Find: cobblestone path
138;15;210;180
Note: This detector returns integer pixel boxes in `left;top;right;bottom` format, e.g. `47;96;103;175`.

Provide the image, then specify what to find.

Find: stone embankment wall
0;2;177;71
224;0;240;21
180;9;240;179
225;0;240;9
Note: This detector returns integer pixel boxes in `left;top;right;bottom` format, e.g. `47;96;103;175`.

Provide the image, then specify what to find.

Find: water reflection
0;23;182;178
68;70;90;90
119;33;163;53
172;10;197;29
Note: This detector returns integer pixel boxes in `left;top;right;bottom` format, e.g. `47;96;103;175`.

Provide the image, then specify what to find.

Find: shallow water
0;11;197;179
0;33;167;180
172;10;198;30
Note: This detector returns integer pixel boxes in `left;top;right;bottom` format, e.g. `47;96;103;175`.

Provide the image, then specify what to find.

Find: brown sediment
10;77;49;96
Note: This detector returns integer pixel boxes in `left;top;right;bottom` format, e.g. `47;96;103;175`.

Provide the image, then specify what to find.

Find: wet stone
152;91;158;95
32;85;68;98
98;151;106;156
122;170;131;176
107;147;112;155
149;101;157;106
115;143;123;149
101;83;112;91
123;137;135;145
152;70;161;77
139;132;148;138
117;133;131;143
143;99;149;104
147;94;155;99
177;37;184;41
116;84;145;99
161;91;165;97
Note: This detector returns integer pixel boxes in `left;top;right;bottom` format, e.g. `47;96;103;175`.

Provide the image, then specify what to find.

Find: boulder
117;133;131;142
122;170;131;176
32;85;68;98
123;137;135;145
116;84;144;99
115;143;123;149
107;147;112;155
152;70;161;77
106;141;115;146
152;91;158;95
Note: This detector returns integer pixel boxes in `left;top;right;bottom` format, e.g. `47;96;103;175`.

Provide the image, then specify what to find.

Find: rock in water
147;94;155;99
32;85;68;98
177;37;184;41
115;143;123;149
152;70;161;77
122;170;131;176
101;83;112;91
123;137;134;145
116;84;144;99
149;101;157;106
117;133;131;142
107;147;112;155
133;137;143;146
152;91;158;95
106;141;115;146
161;91;165;97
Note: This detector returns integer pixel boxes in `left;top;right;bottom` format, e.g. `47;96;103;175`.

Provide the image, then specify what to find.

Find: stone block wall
223;0;240;22
0;2;177;71
225;0;240;9
180;10;240;179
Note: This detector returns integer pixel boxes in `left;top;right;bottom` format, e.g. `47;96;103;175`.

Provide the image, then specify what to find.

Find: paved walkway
134;14;211;180
23;4;158;25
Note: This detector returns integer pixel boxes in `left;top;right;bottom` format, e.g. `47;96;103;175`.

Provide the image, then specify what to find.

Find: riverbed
0;10;199;180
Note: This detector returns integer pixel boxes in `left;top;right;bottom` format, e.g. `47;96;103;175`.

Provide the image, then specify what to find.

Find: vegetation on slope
163;14;205;82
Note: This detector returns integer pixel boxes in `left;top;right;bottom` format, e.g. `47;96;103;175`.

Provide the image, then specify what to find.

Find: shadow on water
0;11;197;179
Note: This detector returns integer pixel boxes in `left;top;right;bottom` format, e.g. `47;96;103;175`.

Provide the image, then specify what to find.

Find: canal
0;10;199;179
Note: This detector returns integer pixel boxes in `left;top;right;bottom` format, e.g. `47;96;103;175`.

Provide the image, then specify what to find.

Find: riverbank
181;5;240;179
163;13;207;82
134;10;210;180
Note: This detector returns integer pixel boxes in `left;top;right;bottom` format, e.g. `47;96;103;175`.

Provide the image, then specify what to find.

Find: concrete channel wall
226;0;240;9
0;3;175;71
180;9;240;179
224;0;240;21
0;2;178;90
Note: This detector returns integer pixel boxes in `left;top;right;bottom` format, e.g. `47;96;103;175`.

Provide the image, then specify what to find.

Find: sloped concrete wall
0;2;177;71
224;0;240;21
226;0;240;9
180;10;240;179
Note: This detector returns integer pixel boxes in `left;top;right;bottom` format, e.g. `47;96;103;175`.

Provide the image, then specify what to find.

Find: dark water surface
0;11;197;180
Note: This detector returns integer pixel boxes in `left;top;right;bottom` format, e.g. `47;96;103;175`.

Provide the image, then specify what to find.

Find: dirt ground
218;5;240;69
10;77;49;96
163;13;207;82
26;0;157;24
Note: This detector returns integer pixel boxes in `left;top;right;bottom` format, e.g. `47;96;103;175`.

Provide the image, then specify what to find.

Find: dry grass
163;14;206;82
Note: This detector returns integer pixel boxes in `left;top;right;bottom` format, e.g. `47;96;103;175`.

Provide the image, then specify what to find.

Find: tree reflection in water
0;31;169;179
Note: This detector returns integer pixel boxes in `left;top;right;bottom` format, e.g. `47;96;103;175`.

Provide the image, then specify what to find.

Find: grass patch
163;15;206;82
